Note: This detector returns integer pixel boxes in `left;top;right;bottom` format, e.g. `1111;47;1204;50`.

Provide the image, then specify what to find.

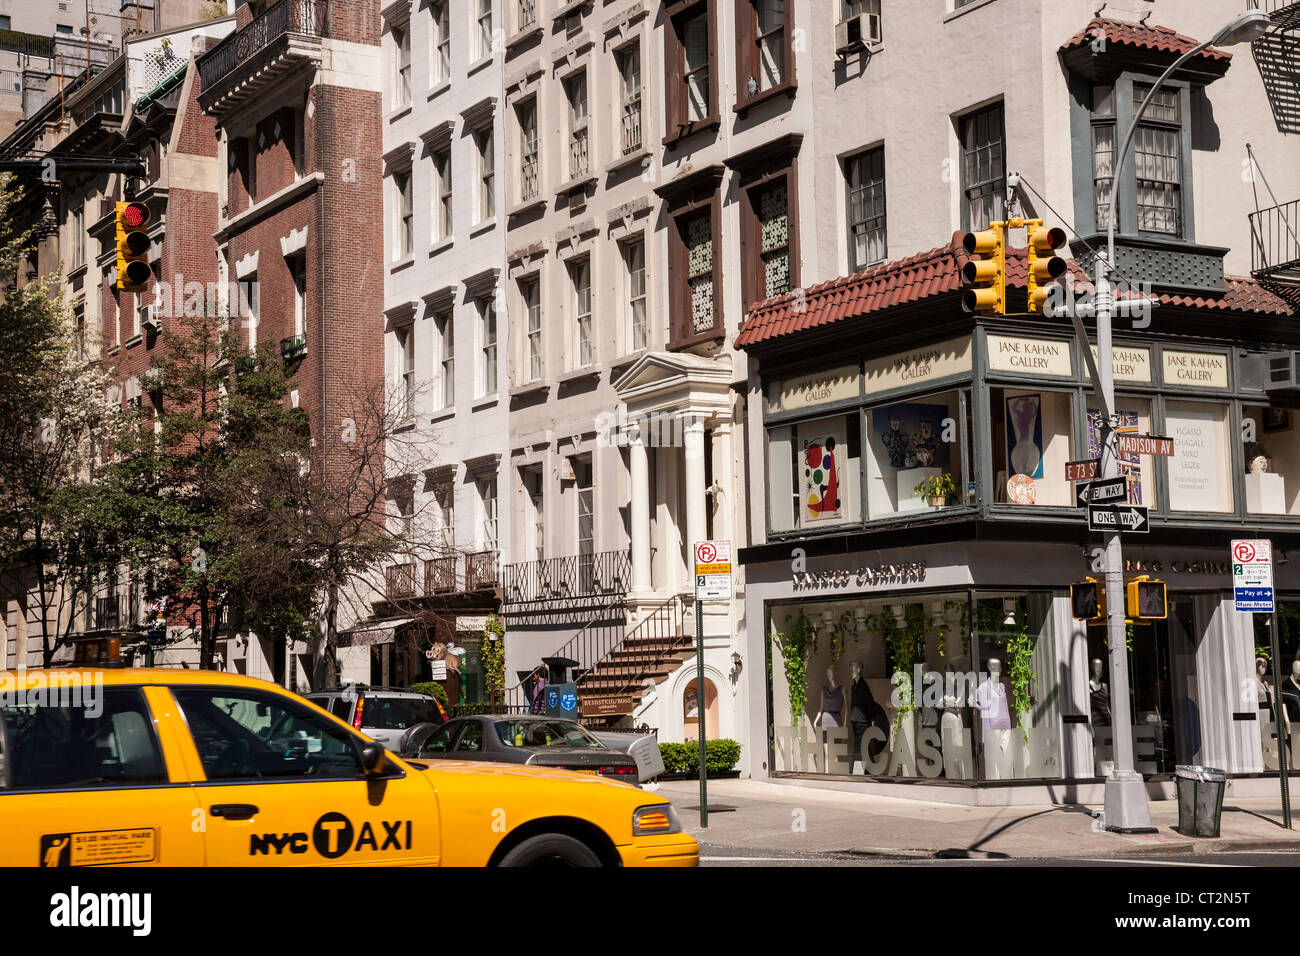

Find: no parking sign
1231;539;1274;613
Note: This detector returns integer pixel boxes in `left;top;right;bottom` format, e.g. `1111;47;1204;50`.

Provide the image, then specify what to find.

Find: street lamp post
1095;10;1272;832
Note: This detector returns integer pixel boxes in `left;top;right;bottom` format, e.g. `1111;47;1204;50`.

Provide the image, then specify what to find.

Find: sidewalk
656;779;1300;859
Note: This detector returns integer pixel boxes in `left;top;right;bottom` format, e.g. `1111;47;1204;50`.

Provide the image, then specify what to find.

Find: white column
684;413;707;554
628;421;652;594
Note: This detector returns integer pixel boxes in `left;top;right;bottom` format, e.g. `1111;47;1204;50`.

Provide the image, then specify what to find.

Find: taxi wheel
498;834;602;867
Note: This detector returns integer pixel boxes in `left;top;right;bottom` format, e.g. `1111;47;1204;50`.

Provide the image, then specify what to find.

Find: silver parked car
304;684;447;753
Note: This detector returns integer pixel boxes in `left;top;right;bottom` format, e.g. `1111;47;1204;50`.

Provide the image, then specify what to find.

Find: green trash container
1175;765;1226;837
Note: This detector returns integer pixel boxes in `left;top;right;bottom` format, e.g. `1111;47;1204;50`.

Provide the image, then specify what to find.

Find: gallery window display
769;592;1062;782
1241;405;1300;516
865;389;970;518
1165;400;1234;513
1251;604;1300;771
1085;395;1158;508
989;388;1074;506
767;412;863;532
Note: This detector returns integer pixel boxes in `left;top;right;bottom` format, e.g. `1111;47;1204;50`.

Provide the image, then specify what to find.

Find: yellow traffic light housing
1071;578;1104;620
961;223;1005;315
1026;220;1068;313
1126;576;1167;620
116;201;152;292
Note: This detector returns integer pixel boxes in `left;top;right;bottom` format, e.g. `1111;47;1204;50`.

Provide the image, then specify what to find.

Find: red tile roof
734;233;1297;350
1060;17;1232;63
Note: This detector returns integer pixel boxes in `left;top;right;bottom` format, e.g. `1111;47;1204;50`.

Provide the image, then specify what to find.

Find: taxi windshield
494;720;603;749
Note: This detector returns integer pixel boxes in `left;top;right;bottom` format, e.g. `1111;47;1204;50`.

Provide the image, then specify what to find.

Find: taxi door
0;680;205;867
162;684;442;866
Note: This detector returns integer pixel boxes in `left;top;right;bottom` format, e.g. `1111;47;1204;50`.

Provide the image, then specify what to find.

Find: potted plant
913;472;957;507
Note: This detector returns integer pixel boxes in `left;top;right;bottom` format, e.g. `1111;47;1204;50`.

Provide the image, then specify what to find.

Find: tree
0;175;118;665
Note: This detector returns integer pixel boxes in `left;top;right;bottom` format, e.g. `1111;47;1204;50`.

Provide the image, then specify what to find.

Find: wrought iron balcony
197;0;328;109
503;550;629;605
569;128;589;180
621;103;642;155
385;563;415;600
1250;199;1300;283
465;550;499;591
425;556;457;594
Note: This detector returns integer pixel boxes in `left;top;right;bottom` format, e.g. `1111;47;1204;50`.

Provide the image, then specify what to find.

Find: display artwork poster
1088;407;1143;505
1004;394;1044;480
872;401;951;473
801;422;847;524
1167;405;1226;512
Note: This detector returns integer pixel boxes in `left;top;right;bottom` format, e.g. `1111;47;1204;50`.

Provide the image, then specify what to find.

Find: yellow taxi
0;667;698;867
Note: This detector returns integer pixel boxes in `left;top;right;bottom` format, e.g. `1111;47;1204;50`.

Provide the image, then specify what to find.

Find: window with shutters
734;142;800;316
664;0;718;145
661;168;723;348
735;0;794;112
686;213;714;334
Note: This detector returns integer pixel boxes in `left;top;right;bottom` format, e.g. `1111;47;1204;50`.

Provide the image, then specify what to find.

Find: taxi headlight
632;803;682;836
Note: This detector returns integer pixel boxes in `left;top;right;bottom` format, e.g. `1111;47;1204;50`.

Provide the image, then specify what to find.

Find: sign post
693;540;731;828
1232;539;1290;829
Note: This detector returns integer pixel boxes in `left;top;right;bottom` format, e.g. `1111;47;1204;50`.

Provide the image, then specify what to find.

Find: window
241;276;259;351
56;24;74;35
567;72;588;180
755;181;790;300
847;147;886;270
571;258;592;367
618;46;642;154
393;24;412;108
518;100;539;202
397;326;415;417
438;312;455;407
518;0;536;31
684;12;710;121
624;239;647;351
1091;85;1116;230
1;688;165;790
521;277;542;381
680;208;716;338
396;491;414;540
291;255;306;338
432;2;450;85
417;722;458;755
843;0;878;17
738;0;789;98
434;480;455;550
172;688;365;781
135;295;148;338
477;128;495;222
521;465;545;562
435;149;452;240
73;304;85;357
365;697;440;730
477;0;493;59
72;206;84;268
989;388;1075;507
1165;401;1233;513
1242;404;1300;516
960;103;1005;232
575;455;594;586
665;1;717;137
0;16;10;30
1132;83;1182;236
480;477;498;550
453;720;485;752
479;296;497;395
395;170;413;258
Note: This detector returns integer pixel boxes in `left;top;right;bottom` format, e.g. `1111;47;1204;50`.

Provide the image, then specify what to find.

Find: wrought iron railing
198;0;327;93
576;594;690;703
385;562;415;599
425;556;456;594
569;127;588;179
503;597;625;712
1250;199;1300;278
503;549;629;605
621;101;642;154
465;550;498;590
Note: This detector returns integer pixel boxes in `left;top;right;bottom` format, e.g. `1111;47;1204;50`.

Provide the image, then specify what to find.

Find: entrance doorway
1087;595;1200;775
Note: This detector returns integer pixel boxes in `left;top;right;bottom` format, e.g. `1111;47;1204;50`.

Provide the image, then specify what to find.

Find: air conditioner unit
835;13;881;55
1264;351;1300;392
141;304;161;333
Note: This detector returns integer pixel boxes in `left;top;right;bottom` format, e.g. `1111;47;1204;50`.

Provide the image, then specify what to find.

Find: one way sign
1088;504;1149;534
1076;477;1128;507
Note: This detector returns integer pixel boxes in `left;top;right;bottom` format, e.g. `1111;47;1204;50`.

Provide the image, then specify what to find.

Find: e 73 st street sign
1076;477;1128;507
1087;504;1149;534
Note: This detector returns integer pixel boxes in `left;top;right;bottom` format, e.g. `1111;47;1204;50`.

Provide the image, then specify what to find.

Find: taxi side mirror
360;741;388;777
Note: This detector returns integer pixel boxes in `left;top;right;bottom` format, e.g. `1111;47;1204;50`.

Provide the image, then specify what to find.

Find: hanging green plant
773;609;819;723
1006;605;1035;746
828;609;856;664
480;614;506;705
871;604;927;731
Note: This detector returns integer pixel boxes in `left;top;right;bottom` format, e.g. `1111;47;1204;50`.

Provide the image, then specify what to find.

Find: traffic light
1026;221;1068;313
115;201;152;292
961;223;1005;315
1071;578;1104;620
1126;577;1167;620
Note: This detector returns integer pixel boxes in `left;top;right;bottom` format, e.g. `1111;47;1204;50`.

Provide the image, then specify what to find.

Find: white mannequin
977;658;1013;779
940;692;971;779
1088;658;1106;693
814;664;845;729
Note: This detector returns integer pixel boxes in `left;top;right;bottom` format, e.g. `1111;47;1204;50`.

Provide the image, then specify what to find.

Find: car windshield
494;720;603;749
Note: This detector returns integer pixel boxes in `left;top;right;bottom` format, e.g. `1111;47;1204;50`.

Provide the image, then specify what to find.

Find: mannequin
1257;657;1278;722
1088;657;1111;726
848;660;888;773
1283;660;1300;724
940;692;972;779
976;658;1013;779
814;664;846;730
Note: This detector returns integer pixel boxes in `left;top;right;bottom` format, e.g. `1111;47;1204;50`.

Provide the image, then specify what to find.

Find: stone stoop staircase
577;594;691;728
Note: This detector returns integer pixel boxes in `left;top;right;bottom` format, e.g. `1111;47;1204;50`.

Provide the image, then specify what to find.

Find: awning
340;618;415;647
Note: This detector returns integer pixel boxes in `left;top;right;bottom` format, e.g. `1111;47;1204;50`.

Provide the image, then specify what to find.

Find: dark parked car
404;715;641;785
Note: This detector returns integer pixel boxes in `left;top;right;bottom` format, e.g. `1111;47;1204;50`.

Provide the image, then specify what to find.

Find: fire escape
1249;2;1300;284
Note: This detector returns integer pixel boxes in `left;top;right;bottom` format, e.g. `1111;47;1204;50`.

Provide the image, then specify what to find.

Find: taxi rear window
0;688;166;790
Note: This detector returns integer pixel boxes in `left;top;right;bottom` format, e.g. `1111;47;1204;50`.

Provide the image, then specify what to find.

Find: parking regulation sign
1231;539;1275;613
694;539;732;602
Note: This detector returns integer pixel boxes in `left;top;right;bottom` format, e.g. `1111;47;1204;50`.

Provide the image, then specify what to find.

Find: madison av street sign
1088;504;1149;534
1076;477;1128;507
1117;434;1174;457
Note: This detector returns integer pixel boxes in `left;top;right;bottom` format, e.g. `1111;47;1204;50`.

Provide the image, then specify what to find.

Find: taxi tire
498;833;603;867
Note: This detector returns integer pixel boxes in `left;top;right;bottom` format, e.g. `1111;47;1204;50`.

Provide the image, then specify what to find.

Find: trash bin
1175;765;1226;837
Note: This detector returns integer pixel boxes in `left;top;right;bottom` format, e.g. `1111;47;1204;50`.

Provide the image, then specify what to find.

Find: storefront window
770;594;979;781
990;389;1075;506
1165;400;1233;513
864;389;969;518
1241;404;1300;516
1086;395;1158;509
767;413;862;532
970;593;1062;780
1251;604;1300;771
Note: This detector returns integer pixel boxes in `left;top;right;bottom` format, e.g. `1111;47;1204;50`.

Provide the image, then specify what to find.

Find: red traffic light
121;201;149;229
